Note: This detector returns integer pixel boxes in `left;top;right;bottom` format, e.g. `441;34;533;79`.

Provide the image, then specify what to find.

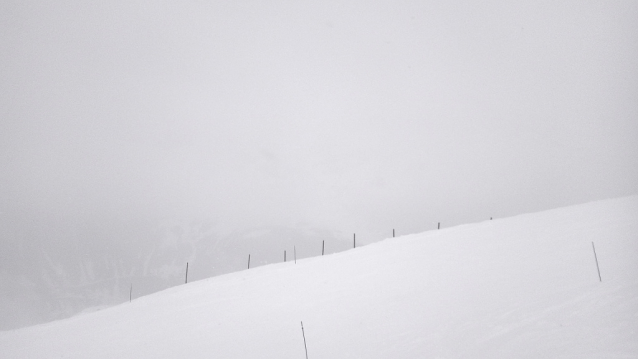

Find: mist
1;0;637;330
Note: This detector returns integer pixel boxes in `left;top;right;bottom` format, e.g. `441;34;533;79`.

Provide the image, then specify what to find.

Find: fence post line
294;246;297;264
354;233;356;248
248;254;251;269
284;250;286;262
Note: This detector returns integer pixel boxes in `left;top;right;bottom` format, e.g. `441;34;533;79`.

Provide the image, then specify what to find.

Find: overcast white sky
1;0;637;329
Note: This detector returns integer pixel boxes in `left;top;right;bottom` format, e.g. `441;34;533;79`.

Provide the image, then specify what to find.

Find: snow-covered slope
2;196;637;358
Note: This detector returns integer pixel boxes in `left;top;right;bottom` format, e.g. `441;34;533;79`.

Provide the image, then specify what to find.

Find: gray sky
1;0;637;329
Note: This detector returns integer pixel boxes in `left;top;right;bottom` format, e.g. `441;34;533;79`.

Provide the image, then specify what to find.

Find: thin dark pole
185;262;189;284
592;242;602;282
284;250;286;262
294;246;297;264
353;233;356;248
301;321;309;359
248;254;251;269
393;229;395;237
438;222;440;230
322;240;324;256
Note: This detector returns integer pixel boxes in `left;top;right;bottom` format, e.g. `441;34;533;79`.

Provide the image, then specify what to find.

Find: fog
1;1;637;330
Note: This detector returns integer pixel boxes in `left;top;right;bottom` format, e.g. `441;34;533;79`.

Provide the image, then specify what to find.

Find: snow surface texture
1;196;637;358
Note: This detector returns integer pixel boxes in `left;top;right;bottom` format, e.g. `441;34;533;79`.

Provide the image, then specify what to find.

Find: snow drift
1;196;637;358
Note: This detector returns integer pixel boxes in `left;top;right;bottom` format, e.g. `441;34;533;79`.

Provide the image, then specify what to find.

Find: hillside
1;196;637;358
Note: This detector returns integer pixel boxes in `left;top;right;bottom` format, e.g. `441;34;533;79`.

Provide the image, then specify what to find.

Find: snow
1;196;637;358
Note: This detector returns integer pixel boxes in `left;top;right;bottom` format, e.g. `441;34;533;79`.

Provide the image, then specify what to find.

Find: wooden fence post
185;262;189;284
592;242;602;282
301;321;309;359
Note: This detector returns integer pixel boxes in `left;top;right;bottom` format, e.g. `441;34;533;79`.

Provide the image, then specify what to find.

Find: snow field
1;196;637;358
